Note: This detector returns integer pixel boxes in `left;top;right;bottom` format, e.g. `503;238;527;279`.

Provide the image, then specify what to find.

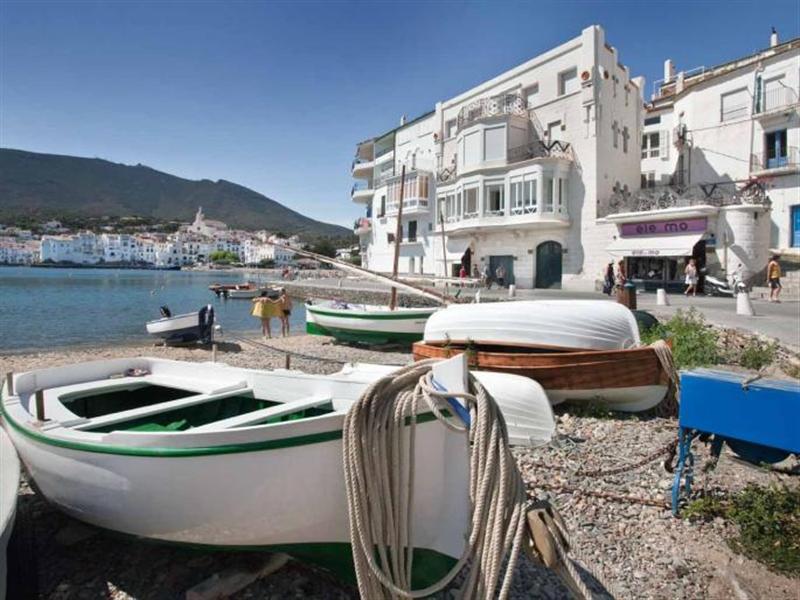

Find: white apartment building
41;232;103;264
608;31;799;289
0;237;40;264
353;25;643;289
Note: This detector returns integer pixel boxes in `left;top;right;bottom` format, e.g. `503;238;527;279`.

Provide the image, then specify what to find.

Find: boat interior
3;358;388;443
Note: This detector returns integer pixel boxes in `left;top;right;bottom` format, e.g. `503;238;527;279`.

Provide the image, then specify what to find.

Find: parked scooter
703;268;748;297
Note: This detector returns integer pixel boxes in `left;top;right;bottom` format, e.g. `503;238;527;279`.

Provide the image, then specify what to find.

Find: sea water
0;266;306;352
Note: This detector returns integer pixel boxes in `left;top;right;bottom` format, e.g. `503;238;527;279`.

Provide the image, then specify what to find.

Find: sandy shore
3;336;798;599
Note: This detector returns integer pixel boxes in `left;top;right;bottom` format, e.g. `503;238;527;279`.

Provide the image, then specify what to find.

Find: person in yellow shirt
767;255;782;303
251;291;281;338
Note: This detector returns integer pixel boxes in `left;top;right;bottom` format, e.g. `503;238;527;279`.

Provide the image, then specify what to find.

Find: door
535;241;562;289
489;255;515;286
792;205;800;248
766;129;787;169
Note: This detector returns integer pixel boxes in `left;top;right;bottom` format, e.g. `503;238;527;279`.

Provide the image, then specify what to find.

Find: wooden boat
0;427;19;600
305;300;438;345
145;305;214;344
413;342;669;412
0;357;551;584
422;300;641;351
229;285;277;299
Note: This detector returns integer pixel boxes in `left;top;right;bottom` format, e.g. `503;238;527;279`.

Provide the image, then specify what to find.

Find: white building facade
608;32;799;289
353;25;643;289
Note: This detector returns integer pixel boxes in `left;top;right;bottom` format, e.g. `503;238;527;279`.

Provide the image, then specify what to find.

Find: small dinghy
0;426;20;600
228;284;277;299
305;300;438;345
415;300;671;412
1;357;553;584
145;305;215;345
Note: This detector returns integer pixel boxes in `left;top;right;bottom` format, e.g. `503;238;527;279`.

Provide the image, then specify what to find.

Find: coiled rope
342;359;528;599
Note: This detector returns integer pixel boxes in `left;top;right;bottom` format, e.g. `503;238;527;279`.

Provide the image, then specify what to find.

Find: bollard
212;343;218;363
736;291;756;316
285;353;291;370
508;284;516;298
656;288;670;306
35;389;45;422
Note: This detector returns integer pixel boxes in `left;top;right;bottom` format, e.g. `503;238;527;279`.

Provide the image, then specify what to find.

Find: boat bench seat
72;386;254;431
192;395;332;431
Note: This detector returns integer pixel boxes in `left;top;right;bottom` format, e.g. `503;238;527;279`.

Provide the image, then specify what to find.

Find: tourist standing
279;288;292;336
684;258;698;297
614;259;626;290
481;264;491;289
251;291;279;339
459;264;467;287
602;262;614;296
767;255;782;302
495;264;507;288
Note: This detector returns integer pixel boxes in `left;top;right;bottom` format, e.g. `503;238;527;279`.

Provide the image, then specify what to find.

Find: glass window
445;119;457;139
542;176;554;212
766;129;788;168
484;126;505;161
464;188;478;217
510;179;523;212
642;132;660;158
407;221;417;242
644;115;661;126
484;183;505;216
525;84;539;107
525;178;537;212
559;68;578;95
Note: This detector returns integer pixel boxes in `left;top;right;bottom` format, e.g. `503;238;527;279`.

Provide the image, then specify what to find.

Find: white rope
342;359;528;599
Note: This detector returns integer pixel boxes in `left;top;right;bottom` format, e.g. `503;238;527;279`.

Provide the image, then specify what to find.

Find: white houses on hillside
353;25;643;290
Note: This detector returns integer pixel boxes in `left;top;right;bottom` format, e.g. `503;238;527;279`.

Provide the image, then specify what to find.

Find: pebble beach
3;334;798;599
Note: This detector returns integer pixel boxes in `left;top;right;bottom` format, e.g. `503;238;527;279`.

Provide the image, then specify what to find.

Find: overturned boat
1;356;553;583
145;305;215;345
414;300;670;412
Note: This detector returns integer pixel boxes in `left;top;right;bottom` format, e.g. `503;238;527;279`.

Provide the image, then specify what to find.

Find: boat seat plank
72;387;255;431
191;395;332;431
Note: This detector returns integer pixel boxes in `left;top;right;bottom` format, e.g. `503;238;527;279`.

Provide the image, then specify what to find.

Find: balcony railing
457;92;527;131
750;146;799;172
351;157;374;170
604;180;772;217
755;87;799;114
436;141;573;184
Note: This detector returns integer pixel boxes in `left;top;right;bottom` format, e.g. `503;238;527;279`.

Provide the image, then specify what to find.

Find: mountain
0;148;349;238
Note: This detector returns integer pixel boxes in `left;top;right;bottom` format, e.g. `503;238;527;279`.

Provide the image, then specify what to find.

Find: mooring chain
530;482;671;509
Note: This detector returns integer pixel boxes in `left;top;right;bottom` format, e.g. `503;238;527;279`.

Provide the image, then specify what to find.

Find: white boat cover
423;300;641;350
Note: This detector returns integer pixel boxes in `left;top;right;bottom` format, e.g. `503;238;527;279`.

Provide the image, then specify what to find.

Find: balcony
353;217;372;236
456;92;527;131
750;147;800;175
351;157;374;177
754;87;799;117
351;181;373;203
385;170;432;216
445;204;570;236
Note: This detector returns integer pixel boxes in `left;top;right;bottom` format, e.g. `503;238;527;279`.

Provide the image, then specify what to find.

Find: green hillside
0;148;349;238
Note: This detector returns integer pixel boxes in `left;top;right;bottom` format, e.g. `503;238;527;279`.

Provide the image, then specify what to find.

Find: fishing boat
145;305;215;344
228;284;277;299
305;300;438;345
0;427;19;600
413;300;670;412
0;356;551;584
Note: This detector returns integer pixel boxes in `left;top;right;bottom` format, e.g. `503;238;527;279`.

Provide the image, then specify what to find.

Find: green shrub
738;339;777;371
640;309;720;370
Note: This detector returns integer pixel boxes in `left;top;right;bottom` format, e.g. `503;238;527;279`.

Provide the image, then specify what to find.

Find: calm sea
0;266;306;353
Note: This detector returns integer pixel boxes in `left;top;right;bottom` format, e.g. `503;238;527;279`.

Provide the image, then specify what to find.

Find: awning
437;237;472;260
606;233;704;258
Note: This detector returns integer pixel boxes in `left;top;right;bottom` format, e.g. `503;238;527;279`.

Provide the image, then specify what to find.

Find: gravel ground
3;335;798;599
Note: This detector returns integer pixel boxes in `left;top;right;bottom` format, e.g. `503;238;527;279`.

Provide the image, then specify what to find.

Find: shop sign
621;217;707;237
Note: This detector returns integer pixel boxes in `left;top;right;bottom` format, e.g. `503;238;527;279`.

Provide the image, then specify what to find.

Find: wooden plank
191;395;331;431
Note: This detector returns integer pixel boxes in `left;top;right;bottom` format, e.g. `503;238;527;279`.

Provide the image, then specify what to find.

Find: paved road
278;276;800;349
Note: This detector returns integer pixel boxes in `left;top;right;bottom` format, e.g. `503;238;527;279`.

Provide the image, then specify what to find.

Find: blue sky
1;1;798;228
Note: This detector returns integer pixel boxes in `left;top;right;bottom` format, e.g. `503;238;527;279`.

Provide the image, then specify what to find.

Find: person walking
602;262;614;296
684;258;698;297
279;288;293;336
481;264;491;289
767;255;782;302
495;264;507;288
459;264;467;287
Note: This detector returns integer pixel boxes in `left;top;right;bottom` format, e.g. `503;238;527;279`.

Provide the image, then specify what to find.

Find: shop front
606;214;713;293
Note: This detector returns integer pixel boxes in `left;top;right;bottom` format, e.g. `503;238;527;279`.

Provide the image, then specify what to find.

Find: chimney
770;27;778;47
664;59;675;83
400;114;407;126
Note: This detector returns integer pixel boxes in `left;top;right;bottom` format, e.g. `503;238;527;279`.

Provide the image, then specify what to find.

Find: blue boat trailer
672;369;800;516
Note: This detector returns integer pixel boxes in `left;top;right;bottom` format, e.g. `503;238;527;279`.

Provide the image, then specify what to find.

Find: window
641;172;656;188
622;126;629;153
641;132;660;158
379;195;386;217
720;88;749;122
556;178;567;213
547;120;562;142
559;68;578;96
612;121;619;148
484;125;505;161
765;129;788;169
445;119;457;139
407;220;417;242
542;175;554;212
484;182;505;216
644;115;661;126
525;84;539;107
510;178;524;212
462;130;481;167
464;187;478;217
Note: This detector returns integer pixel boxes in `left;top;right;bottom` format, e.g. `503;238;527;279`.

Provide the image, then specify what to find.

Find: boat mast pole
439;207;449;298
389;164;406;311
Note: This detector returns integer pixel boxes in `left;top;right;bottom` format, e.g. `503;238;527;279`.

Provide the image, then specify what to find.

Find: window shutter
660;130;669;160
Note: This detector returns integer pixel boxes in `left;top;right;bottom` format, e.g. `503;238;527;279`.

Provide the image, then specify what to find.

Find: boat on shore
0;427;19;600
414;300;670;412
0;356;551;584
305;300;438;345
209;282;273;299
145;305;215;344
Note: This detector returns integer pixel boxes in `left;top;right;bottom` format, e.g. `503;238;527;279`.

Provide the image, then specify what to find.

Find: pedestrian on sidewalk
767;255;782;302
495;264;507;288
602;262;614;296
684;258;698;297
459;264;467;287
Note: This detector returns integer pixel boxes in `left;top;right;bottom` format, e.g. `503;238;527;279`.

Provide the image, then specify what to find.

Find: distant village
0;207;312;267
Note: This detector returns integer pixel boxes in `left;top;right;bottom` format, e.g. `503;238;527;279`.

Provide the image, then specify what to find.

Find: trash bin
616;282;637;310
